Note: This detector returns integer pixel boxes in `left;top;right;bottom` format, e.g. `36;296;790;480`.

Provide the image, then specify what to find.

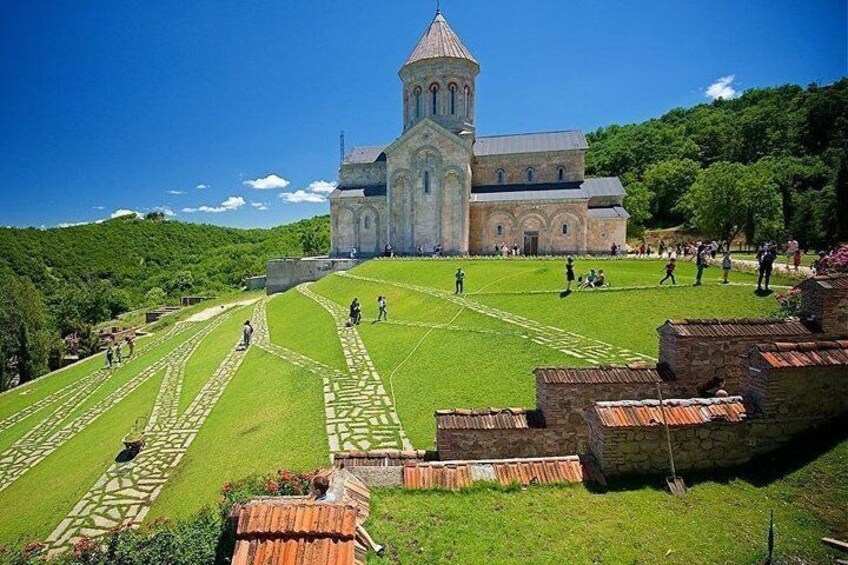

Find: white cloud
250;201;270;211
111;209;142;219
306;180;337;194
167;190;186;195
151;206;176;217
195;184;209;190
57;221;91;228
182;195;246;213
705;75;738;100
279;190;326;204
92;206;105;211
243;174;290;190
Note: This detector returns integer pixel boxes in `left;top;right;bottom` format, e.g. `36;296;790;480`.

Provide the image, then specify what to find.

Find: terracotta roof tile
233;539;357;565
659;318;812;338
754;340;848;369
404;11;478;67
236;503;358;539
403;463;474;490
333;450;427;467
592;397;747;428
434;408;539;430
800;273;848;290
535;363;671;384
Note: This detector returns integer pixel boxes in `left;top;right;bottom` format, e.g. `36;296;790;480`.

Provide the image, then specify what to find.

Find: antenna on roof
339;130;345;166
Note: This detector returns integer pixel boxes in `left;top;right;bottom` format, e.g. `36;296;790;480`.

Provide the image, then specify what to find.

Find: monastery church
329;9;629;257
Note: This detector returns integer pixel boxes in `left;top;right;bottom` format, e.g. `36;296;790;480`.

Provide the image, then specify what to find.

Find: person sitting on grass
660;258;677;285
722;251;732;284
593;269;607;288
578;269;597;289
311;475;386;557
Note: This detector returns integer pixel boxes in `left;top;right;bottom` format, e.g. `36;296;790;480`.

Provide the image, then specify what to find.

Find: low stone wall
244;276;266;291
265;257;360;294
799;275;848;335
437;427;567;461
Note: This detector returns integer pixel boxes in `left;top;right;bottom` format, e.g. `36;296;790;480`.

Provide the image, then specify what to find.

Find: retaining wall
265;257;360;294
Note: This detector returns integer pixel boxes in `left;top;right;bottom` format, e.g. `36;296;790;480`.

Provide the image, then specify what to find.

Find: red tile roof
233;538;358;565
801;274;848;290
534;364;671;385
435;408;537;430
658;318;812;338
402;456;599;490
755;340;848;369
333;450;427;467
237;502;358;538
592;397;747;428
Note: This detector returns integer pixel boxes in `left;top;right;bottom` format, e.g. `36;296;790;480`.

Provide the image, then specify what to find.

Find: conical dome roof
403;10;478;67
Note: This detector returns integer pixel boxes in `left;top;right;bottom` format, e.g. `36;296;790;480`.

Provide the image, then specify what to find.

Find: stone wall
338;161;387;187
585;217;627;254
330;196;388;257
244;276;266;291
799;276;848;335
437;426;568;461
471;151;585;186
265;257;359;295
468;201;588;255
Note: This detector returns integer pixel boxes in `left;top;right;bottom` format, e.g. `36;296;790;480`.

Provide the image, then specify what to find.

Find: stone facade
329;10;628;257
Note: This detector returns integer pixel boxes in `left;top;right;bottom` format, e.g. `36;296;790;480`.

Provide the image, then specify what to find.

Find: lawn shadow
115;448;138;464
754;288;775;297
559;290;572;299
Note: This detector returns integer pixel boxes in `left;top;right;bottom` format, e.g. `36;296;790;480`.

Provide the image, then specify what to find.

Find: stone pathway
0;318;225;495
0;324;188;435
338;272;655;365
45;302;260;552
294;284;411;452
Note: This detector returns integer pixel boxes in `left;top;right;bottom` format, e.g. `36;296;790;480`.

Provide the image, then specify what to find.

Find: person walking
349;299;362;326
693;244;708;286
455;268;465;294
104;342;114;368
242;320;254;347
792;249;802;272
660;258;677;285
377;296;388;321
565;256;575;291
757;245;776;292
721;251;732;284
115;339;123;364
125;334;135;358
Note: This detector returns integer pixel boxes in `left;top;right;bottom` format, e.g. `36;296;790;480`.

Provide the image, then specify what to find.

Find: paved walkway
295;284;411;452
338;272;655;365
45;301;260;551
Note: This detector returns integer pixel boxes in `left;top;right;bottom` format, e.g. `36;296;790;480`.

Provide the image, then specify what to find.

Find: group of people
493;243;523;257
103;334;135;368
348;296;389;326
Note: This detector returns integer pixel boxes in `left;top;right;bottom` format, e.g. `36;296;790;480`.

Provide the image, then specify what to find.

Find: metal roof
404;11;478;67
587;206;631;219
473;130;588;156
330;185;387;199
470;177;624;203
342;146;386;165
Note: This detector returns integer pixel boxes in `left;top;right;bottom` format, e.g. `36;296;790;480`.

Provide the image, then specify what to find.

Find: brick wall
799;276;848;335
437;427;568;461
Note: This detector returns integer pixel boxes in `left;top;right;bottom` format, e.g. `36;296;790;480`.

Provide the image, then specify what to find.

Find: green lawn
266;290;347;371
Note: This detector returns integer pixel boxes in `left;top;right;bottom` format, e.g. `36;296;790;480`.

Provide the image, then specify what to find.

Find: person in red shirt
660;258;677;285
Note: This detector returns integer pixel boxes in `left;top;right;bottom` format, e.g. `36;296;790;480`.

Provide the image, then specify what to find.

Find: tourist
455;268;465;294
792;249;803;272
417;245;424;257
721;252;732;284
658;241;666;257
646;244;653;257
593;269;607;287
350;246;357;260
610;243;618;257
659;258;677;285
493;244;499;256
812;251;827;274
710;240;719;259
115;339;123;364
757;244;777;292
125;334;135;358
242;320;254;347
104;342;114;368
384;243;393;257
311;475;386;557
787;236;799;257
349;299;362;326
501;244;509;258
377;295;388;321
693;244;708;286
578;268;597;289
565;256;575;291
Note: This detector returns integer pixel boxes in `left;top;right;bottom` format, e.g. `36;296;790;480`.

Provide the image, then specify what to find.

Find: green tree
0;270;51;386
145;287;167;306
836;154;848;243
641;158;700;224
621;179;652;235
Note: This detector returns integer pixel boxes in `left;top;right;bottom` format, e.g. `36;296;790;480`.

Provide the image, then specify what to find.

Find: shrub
775;287;803;318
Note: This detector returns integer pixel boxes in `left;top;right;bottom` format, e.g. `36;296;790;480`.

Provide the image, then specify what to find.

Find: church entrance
523;231;539;256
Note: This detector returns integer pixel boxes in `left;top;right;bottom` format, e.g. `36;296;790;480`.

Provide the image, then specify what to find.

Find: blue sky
1;0;845;229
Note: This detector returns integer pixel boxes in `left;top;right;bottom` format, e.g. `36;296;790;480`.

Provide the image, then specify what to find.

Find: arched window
430;83;439;115
496;169;505;184
423;171;430;194
463;85;471;117
526;168;535;183
363;215;371;229
557;167;565;182
414;87;422;119
448;83;457;115
561;223;568;235
496;225;504;237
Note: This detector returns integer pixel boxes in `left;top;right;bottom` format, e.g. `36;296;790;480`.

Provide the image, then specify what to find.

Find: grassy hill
1;258;844;563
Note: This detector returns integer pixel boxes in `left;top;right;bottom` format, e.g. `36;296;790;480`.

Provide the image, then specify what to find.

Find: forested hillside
587;78;848;248
0;214;330;385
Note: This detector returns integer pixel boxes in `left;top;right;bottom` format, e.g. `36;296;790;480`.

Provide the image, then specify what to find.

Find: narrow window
526;168;534;183
430;83;439;115
464;86;471;117
496;169;505;184
496;225;503;237
557;167;565;181
363;216;371;229
561;223;568;235
423;171;430;194
449;83;457;115
414;87;422;119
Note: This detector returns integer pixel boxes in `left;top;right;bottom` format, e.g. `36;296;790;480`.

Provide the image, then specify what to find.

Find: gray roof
587;206;631;219
404;11;478;67
330;185;387;199
343;146;386;165
473;130;588;156
470;177;624;203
